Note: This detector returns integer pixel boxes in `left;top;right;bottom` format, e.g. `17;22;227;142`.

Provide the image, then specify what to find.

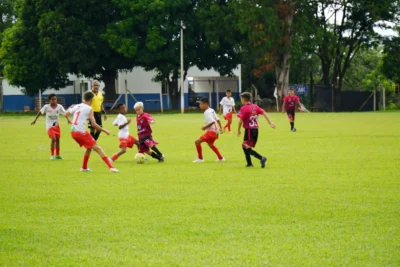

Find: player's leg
93;113;102;140
208;143;224;161
227;119;232;133
92;144;118;172
54;138;62;159
111;147;127;162
50;137;56;159
242;146;253;167
144;138;163;162
81;148;92;171
144;150;161;160
291;112;296;132
193;139;204;162
244;129;267;168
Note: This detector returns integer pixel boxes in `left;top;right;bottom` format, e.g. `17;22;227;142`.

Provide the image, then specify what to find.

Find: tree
104;0;241;109
0;0;14;76
382;32;400;85
0;0;69;96
35;0;135;100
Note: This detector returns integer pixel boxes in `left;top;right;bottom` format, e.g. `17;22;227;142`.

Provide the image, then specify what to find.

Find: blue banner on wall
289;84;309;95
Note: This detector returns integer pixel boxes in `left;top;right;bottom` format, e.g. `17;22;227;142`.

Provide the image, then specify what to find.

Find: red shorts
71;132;97;149
119;135;136;148
224;112;233;120
48;125;61;139
200;131;219;145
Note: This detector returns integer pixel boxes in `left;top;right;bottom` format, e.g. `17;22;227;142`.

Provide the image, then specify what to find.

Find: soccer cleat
55;156;63;160
50;156;55;160
291;128;297;132
260;157;267;168
80;168;92;172
216;158;226;162
110;168;120;173
192;158;204;163
246;164;254;167
158;154;165;163
229;131;233;134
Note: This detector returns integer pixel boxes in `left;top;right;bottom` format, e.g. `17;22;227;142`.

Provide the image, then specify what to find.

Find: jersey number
73;111;81;125
249;115;258;128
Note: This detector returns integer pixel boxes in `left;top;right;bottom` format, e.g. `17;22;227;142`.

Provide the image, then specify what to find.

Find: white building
0;66;241;111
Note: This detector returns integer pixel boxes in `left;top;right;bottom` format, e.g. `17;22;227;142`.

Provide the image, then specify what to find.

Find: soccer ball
135;153;146;164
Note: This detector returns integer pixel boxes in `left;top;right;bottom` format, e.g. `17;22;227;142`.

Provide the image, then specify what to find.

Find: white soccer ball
135;153;146;164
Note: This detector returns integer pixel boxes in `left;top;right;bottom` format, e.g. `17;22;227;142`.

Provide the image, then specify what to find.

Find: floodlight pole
180;21;185;114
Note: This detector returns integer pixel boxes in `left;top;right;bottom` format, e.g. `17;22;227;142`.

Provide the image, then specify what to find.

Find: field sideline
0;112;399;266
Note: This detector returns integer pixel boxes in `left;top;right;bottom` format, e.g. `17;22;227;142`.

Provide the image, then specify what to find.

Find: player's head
83;91;94;105
199;98;209;110
226;89;232;98
134;102;144;115
92;80;100;92
48;93;57;104
240;92;251;104
117;103;126;114
288;88;295;96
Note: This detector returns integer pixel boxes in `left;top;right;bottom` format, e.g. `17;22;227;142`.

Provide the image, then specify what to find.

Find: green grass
0;112;399;266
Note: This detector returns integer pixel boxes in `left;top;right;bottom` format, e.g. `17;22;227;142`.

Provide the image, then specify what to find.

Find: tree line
0;0;399;109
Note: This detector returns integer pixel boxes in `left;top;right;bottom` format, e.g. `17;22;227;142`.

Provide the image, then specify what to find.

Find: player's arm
31;111;42;125
119;119;131;129
216;119;224;133
60;106;71;124
297;99;304;111
218;104;222;115
232;105;237;114
102;104;107;121
237;119;243;136
262;112;276;129
201;121;216;131
89;110;110;135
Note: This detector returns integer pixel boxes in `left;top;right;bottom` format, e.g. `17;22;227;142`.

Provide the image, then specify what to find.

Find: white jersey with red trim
40;104;66;130
68;103;92;133
219;97;235;115
203;108;219;132
113;114;130;139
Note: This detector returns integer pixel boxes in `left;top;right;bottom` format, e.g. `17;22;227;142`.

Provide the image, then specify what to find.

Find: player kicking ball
134;102;164;162
31;94;71;160
65;91;119;173
193;98;225;163
109;103;139;162
237;92;276;168
219;89;236;133
282;88;303;132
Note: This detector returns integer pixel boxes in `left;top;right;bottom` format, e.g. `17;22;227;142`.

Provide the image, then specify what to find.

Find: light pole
180;20;185;114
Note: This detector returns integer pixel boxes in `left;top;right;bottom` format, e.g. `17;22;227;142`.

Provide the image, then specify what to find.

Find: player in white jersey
31;94;71;160
218;89;236;133
65;91;119;173
109;103;139;162
193;98;225;163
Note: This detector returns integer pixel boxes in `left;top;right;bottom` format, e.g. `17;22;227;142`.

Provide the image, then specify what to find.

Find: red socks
112;154;119;161
82;156;90;169
102;157;114;168
50;148;55;156
210;145;223;160
224;123;231;131
196;143;203;159
56;148;60;156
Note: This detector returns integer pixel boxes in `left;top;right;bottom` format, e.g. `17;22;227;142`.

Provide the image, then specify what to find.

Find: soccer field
0;112;399;266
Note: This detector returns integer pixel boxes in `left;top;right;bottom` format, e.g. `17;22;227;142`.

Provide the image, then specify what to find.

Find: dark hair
226;89;231;93
240;92;251;102
116;102;125;109
200;98;209;104
48;93;57;100
84;91;94;101
288;88;295;91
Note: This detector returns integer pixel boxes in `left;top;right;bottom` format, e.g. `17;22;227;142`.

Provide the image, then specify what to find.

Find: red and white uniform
40;104;66;138
220;97;235;118
113;114;136;148
283;95;300;111
200;108;220;145
68;103;96;148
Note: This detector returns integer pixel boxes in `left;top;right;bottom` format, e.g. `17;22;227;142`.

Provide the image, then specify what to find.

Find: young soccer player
109;103;139;162
193;98;225;163
65;91;119;173
282;88;303;132
134;102;164;162
237;92;276;168
31;94;71;160
219;89;236;133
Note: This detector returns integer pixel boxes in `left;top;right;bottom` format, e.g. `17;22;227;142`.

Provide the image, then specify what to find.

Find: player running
282;88;303;132
193;98;225;163
237;92;276;168
31;94;71;160
65;91;119;173
134;102;164;162
219;89;236;133
109;103;139;162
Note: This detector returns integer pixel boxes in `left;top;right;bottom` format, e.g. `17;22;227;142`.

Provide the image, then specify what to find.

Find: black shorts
88;112;102;128
243;128;259;148
286;110;295;118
